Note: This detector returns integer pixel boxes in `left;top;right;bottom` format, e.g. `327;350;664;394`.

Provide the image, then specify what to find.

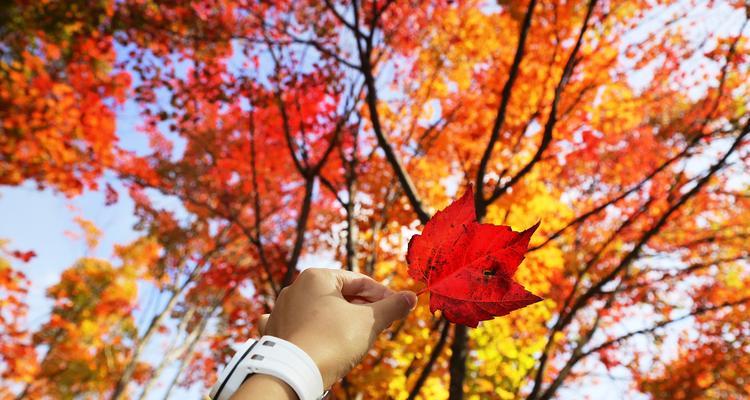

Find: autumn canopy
1;0;750;399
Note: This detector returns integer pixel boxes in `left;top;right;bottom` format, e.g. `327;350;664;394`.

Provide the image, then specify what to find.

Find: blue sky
0;180;138;327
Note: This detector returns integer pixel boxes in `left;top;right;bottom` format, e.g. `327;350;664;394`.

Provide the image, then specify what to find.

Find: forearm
230;375;298;400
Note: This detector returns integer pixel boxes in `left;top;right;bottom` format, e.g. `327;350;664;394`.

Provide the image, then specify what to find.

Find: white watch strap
209;338;259;400
209;336;326;400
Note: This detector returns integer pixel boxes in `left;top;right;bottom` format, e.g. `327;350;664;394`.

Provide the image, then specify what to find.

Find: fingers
297;267;403;305
347;296;371;305
370;291;417;332
258;313;269;335
328;269;394;303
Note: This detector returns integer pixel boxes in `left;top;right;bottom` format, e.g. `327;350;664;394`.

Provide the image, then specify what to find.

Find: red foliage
10;250;36;263
104;183;119;206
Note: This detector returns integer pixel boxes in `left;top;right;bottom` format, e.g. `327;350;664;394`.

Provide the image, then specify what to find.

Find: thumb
258;313;270;335
371;291;417;332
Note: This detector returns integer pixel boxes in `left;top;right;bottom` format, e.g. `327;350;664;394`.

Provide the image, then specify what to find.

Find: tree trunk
407;320;450;400
344;181;358;272
282;176;315;287
448;324;468;400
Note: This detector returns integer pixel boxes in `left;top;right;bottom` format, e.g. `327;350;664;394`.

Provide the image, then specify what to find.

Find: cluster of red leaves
10;250;36;263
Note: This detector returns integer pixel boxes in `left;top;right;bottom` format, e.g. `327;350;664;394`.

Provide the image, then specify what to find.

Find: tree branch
580;296;750;360
282;176;316;287
487;0;598;206
353;0;430;224
528;117;750;399
475;0;538;218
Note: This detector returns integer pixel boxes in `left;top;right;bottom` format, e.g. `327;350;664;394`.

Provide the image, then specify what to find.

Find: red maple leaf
406;187;542;327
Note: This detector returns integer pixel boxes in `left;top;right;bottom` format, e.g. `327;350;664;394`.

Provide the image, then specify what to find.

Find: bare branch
354;2;430;224
487;0;598;206
580;297;750;360
475;0;538;218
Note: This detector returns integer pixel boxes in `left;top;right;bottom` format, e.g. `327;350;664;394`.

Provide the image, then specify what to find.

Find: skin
230;268;418;400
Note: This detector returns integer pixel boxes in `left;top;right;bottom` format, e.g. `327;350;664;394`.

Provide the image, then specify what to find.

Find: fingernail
400;291;417;309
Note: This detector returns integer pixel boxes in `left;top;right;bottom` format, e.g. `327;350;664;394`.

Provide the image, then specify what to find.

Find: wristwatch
209;335;328;400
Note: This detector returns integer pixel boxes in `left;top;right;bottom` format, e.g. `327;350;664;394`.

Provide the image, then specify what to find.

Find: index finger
330;269;394;303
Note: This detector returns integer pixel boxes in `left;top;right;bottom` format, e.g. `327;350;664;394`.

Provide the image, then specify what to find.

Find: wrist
282;335;337;389
233;374;297;400
210;336;326;400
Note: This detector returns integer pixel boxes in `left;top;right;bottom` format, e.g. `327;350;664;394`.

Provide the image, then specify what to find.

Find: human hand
258;268;417;389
